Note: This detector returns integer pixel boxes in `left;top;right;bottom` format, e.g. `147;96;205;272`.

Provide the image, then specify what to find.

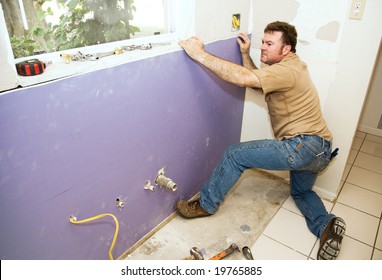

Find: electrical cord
69;213;119;260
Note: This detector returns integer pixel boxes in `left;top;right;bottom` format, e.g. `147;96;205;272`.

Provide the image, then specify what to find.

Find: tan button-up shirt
253;53;332;141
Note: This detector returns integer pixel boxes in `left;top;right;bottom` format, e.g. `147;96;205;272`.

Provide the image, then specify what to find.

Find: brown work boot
176;199;212;219
317;217;346;260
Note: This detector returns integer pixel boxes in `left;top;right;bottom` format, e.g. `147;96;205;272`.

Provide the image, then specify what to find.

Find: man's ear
282;44;291;55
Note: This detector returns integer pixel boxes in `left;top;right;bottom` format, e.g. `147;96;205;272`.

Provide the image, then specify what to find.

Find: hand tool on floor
184;243;239;260
184;247;204;260
242;246;254;260
209;243;239;260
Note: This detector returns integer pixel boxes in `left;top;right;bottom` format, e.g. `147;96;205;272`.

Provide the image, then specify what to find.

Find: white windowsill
16;39;183;89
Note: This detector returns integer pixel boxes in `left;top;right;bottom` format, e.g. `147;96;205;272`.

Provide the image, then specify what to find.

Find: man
176;21;346;260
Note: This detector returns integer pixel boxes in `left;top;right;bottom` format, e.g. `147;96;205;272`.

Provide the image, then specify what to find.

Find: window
0;0;194;92
4;0;169;58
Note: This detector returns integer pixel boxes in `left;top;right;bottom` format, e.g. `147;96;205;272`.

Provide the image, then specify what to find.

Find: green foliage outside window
7;0;140;58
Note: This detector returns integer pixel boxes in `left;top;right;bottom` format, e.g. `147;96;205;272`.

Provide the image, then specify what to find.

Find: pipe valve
155;166;177;191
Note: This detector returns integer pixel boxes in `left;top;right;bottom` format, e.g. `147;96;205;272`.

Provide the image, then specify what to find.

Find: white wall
195;0;252;41
241;0;382;200
358;45;382;137
319;0;382;199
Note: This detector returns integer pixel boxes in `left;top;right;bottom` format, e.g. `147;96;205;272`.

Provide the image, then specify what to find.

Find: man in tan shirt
176;21;345;260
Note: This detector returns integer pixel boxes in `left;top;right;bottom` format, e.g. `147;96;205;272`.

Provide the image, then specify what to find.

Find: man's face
260;31;290;65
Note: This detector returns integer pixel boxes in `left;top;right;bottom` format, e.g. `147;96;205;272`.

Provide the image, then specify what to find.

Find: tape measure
15;59;46;76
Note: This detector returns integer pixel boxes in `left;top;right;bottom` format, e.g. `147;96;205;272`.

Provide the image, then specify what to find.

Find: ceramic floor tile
356;131;367;139
347;166;382;194
376;223;382;250
347;149;358;164
372;249;382;260
352;137;364;150
355;131;366;139
341;163;352;181
251;235;307;260
354;152;382;174
263;208;317;256
332;203;379;246
337;183;382;217
322;199;335;213
365;134;382;145
309;240;320;260
336;236;373;260
281;196;302;216
360;140;382;158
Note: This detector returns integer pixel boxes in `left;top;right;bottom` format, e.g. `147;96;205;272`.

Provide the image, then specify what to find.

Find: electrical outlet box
349;0;366;20
232;14;240;31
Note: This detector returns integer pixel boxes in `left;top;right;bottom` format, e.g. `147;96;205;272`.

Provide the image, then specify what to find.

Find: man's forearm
241;53;257;70
196;52;260;88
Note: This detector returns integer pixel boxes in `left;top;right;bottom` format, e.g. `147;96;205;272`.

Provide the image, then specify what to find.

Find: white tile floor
251;131;382;260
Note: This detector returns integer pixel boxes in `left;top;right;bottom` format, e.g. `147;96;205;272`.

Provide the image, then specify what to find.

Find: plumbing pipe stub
144;180;155;191
115;198;125;208
155;174;177;191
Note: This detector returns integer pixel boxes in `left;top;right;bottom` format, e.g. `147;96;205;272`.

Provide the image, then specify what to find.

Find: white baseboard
313;185;337;202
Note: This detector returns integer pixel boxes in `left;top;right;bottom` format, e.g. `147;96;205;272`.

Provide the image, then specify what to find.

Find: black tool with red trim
16;59;46;76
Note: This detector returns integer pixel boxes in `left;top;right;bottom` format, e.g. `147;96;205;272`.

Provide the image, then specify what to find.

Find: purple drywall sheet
0;37;245;259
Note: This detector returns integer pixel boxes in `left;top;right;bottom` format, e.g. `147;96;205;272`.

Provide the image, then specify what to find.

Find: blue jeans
199;134;335;238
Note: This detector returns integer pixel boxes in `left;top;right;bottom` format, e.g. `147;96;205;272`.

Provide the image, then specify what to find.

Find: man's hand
178;36;208;62
237;33;251;55
237;33;257;70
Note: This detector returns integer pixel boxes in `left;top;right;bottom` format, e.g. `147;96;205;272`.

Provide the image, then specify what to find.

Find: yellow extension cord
69;213;119;260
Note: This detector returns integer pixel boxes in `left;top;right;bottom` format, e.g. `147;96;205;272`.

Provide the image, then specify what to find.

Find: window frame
0;0;195;94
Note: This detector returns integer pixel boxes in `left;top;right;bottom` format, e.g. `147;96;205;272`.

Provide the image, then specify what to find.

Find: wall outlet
232;14;240;31
349;0;366;20
378;114;382;129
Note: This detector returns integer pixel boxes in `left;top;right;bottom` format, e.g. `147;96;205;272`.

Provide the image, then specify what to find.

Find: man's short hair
264;21;298;53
